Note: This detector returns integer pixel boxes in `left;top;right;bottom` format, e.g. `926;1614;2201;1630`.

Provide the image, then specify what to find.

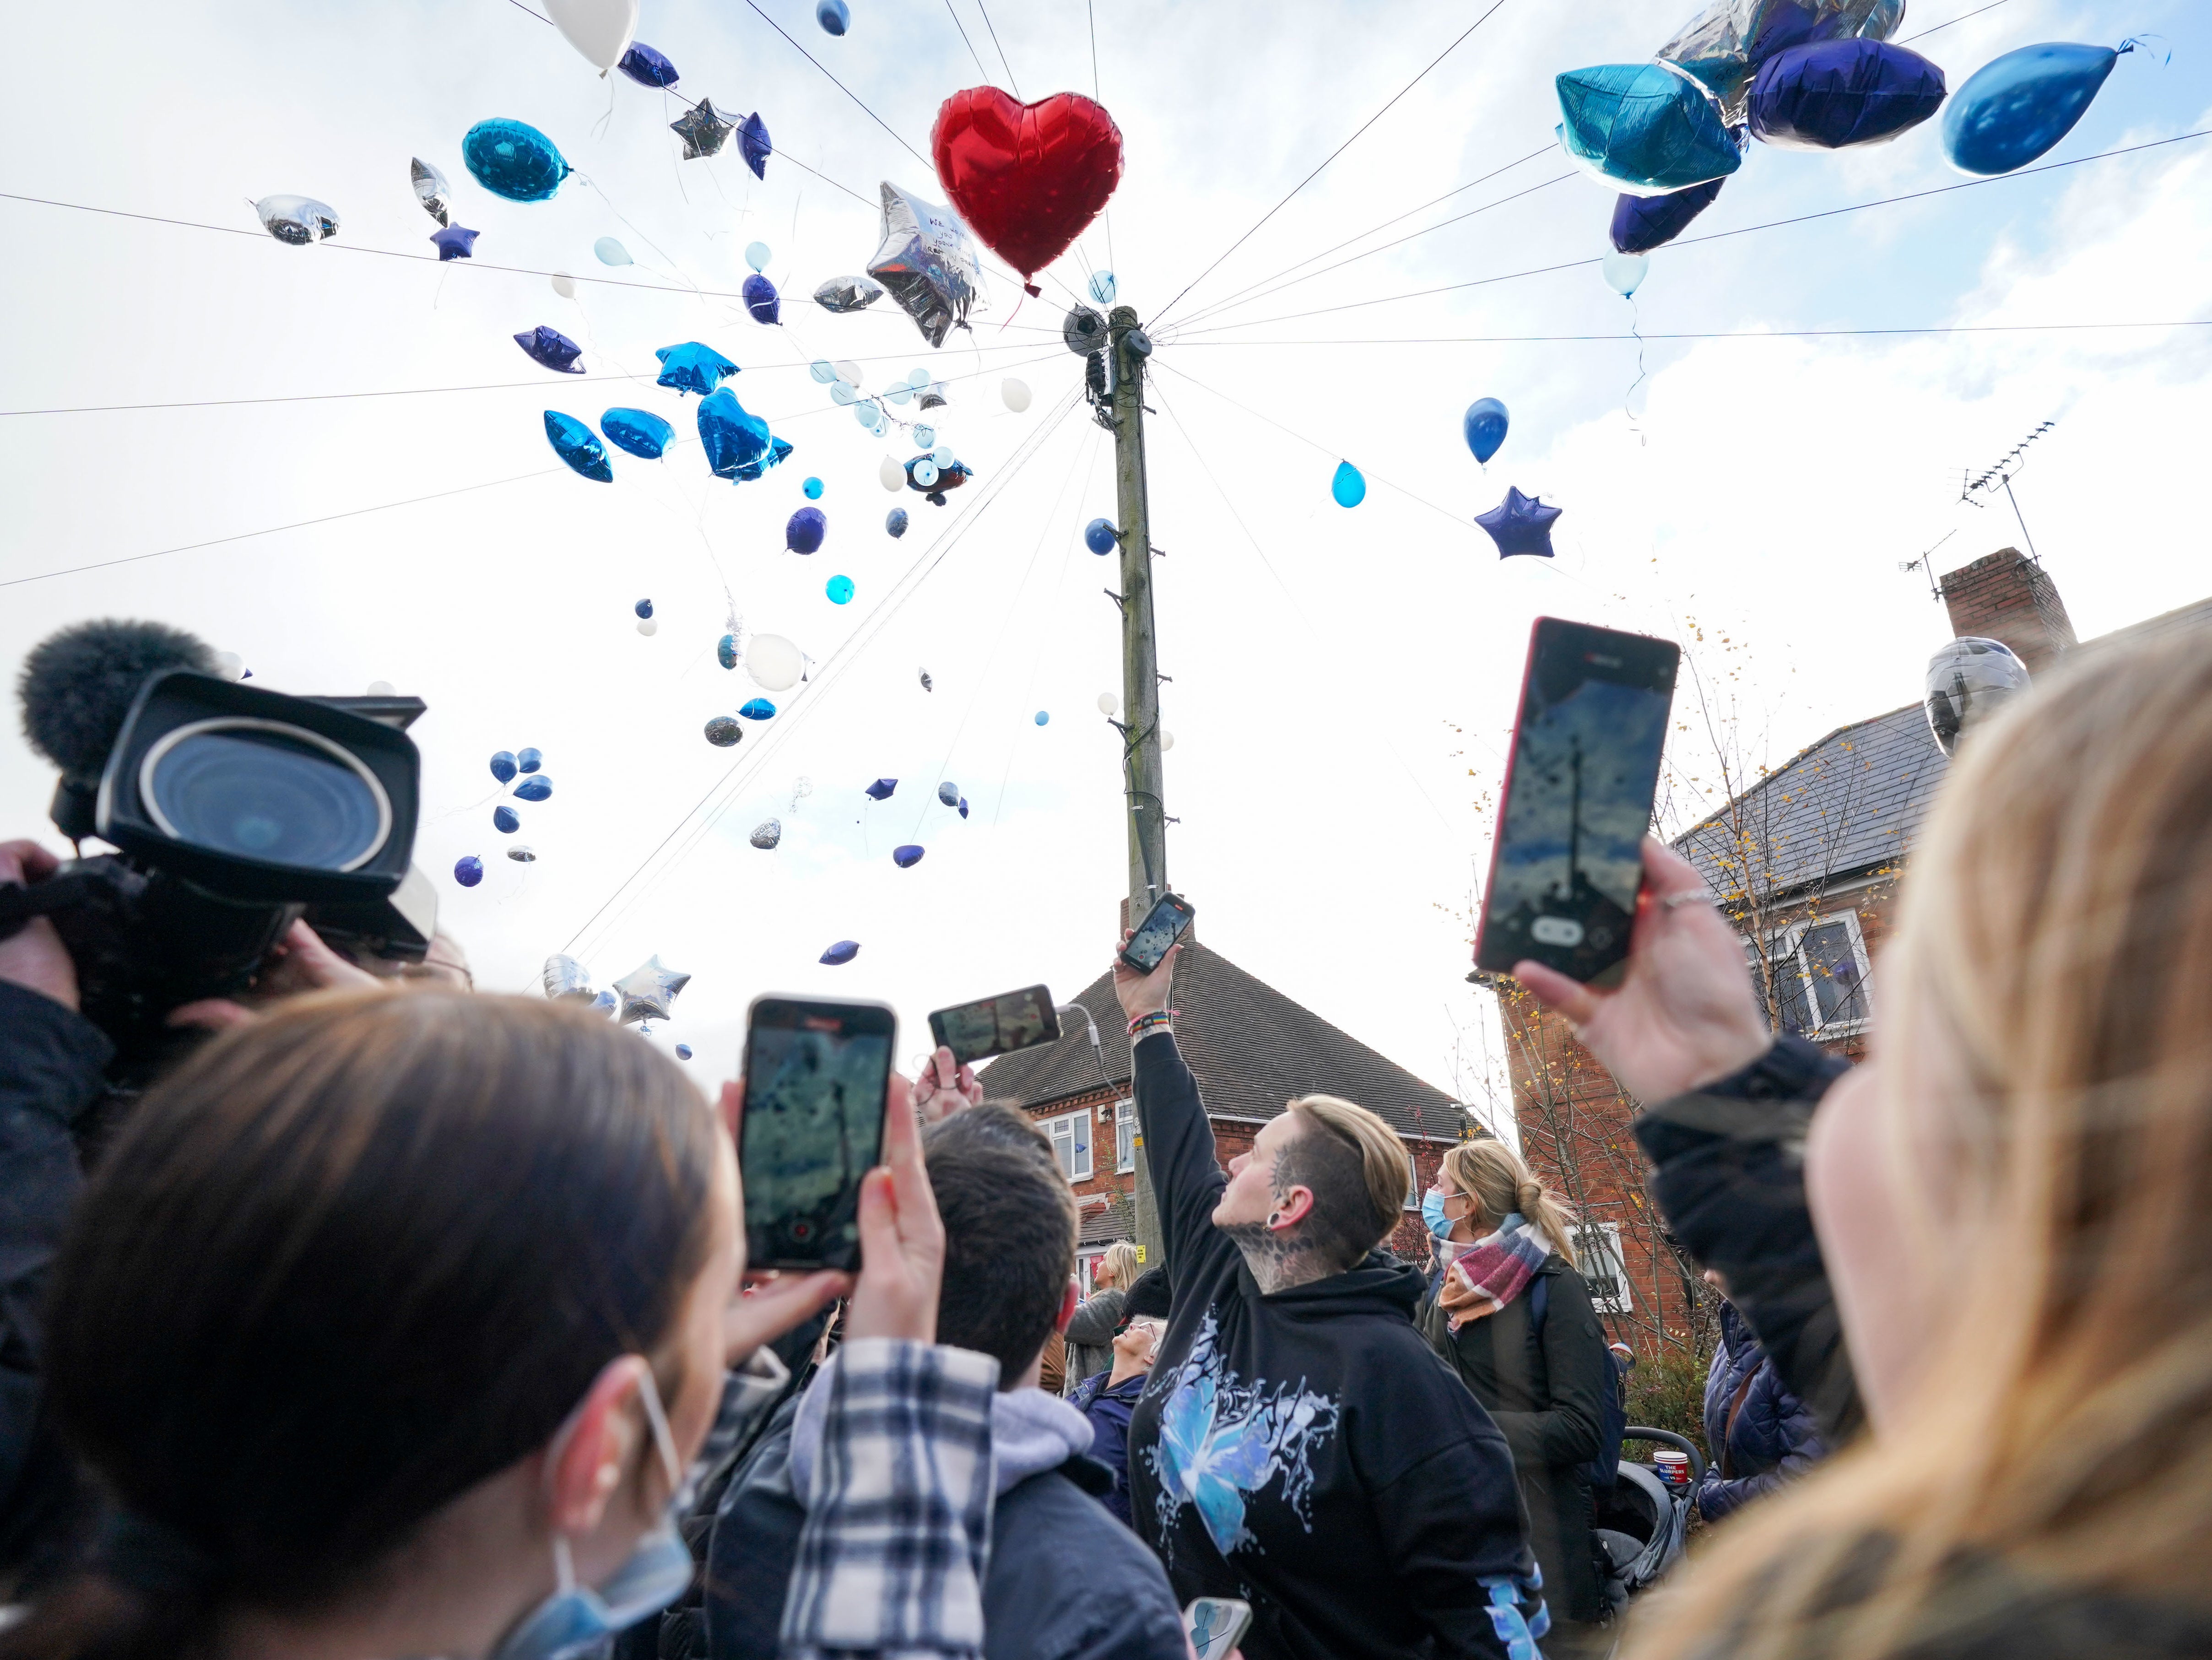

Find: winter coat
1063;1286;1129;1394
1419;1254;1614;1622
1696;1300;1825;1522
1068;1368;1147;1525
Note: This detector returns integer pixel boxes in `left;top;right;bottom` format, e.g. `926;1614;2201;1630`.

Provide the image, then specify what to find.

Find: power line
738;0;932;169
1899;0;2012;43
1163;319;2212;347
942;0;991;81
1152;0;1514;327
973;0;1022;99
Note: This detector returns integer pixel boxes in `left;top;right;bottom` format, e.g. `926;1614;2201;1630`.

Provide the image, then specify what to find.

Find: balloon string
1624;295;1648;445
999;292;1027;334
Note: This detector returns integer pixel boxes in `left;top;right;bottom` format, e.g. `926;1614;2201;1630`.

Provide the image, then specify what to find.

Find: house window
1403;1151;1420;1210
1044;1109;1093;1182
1746;913;1873;1039
1573;1222;1632;1313
1115;1100;1136;1172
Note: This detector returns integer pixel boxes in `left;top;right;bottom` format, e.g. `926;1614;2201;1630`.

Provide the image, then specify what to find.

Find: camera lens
144;720;390;871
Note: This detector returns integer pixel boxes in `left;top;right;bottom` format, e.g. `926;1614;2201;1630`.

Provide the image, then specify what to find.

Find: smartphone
1184;1598;1253;1660
1473;618;1680;984
738;996;898;1271
928;984;1061;1066
1120;892;1195;973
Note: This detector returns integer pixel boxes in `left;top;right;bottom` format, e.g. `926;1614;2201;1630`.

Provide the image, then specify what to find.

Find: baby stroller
1591;1427;1704;1616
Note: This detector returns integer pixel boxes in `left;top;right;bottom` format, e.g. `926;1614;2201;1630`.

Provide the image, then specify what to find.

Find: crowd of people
1;626;2209;1660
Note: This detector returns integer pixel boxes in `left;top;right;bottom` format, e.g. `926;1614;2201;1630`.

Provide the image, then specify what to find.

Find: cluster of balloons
703;634;804;746
809;359;941;438
930;89;1125;297
456;746;554;882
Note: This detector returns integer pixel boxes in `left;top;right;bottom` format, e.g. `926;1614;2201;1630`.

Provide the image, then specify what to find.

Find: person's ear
1056;1279;1080;1333
1268;1184;1316;1232
546;1356;649;1534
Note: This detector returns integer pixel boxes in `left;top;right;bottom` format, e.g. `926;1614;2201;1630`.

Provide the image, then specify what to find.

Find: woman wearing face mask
1513;633;2212;1660
1417;1140;1616;1648
0;990;983;1660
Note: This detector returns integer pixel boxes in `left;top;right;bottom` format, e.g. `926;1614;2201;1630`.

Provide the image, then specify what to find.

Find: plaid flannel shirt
780;1338;1000;1660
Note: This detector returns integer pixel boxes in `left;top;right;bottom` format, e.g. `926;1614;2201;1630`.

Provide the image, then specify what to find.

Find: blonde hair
1628;633;2212;1659
1100;1241;1141;1289
1283;1093;1410;1266
1439;1138;1579;1266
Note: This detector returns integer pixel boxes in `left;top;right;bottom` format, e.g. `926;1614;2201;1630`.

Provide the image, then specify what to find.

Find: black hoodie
1124;1030;1542;1660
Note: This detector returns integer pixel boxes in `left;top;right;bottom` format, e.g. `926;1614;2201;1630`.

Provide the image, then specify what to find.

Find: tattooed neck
1220;1221;1333;1294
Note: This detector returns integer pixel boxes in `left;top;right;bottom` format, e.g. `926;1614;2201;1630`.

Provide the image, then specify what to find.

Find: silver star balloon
670;98;736;161
866;182;979;349
411;157;451;227
541;953;595;1002
613;955;692;1025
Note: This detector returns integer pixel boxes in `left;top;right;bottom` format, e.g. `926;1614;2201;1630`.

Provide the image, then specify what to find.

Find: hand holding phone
928;984;1061;1067
842;1066;945;1345
1121;893;1195;974
739;997;898;1271
1184;1598;1252;1660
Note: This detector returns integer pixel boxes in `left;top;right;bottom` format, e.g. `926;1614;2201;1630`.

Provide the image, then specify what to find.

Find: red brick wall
1940;546;2077;673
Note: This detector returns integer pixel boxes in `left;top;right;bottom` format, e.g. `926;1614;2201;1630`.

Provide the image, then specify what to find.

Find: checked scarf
1441;1211;1550;1332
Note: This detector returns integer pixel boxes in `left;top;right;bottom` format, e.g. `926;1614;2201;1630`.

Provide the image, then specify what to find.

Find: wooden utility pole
1108;303;1168;1273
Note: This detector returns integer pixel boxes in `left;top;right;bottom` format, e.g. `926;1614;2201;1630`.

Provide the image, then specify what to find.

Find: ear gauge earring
1267;1212;1282;1227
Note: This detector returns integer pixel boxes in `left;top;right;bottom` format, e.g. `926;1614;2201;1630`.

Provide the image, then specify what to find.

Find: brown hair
5;991;719;1660
1277;1094;1409;1269
1628;632;2212;1658
1439;1138;1579;1265
923;1104;1077;1385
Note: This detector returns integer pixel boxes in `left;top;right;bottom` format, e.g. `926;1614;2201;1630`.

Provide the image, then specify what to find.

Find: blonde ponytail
1440;1141;1579;1266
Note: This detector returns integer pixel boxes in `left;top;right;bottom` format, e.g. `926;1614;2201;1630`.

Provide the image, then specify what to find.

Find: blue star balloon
454;854;484;887
462;118;571;202
431;224;480;261
698;389;790;482
518;325;585;373
618;41;679;87
1610;178;1725;253
820;940;860;965
514;774;553;802
892;845;925;868
740;112;772;180
1086;518;1119;555
518;748;543;773
655;341;739;397
742;273;782;325
544;411;613;481
1463;399;1509;465
601;407;674;460
1475;486;1563;559
1942;41;2130;176
493;804;520;833
738;698;777;720
865;778;898;800
886;507;909;538
787;507;827;553
490;750;518;784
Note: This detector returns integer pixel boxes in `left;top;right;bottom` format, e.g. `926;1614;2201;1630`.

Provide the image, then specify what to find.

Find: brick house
1496;549;2212;1354
979;937;1479;1292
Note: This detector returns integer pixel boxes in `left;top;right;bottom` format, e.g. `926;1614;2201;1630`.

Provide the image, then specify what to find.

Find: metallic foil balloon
519;747;543;773
1002;378;1033;412
676;1044;692;1060
454;854;484;887
1603;251;1650;297
612;955;690;1024
1611;178;1724;252
1064;304;1108;354
887;507;910;537
1749;39;1945;149
656;341;739;397
705;715;743;746
814;274;885;313
816;0;849;35
957;796;969;818
787;507;827;554
544;411;613;481
742;273;782;325
826;576;855;605
740;112;772;179
1088;270;1118;304
518;326;586;373
907;456;971;504
916;382;948;411
1942;42;2129;176
1085;518;1118;555
1659;0;1904;124
595;236;632;265
431;225;479;260
490;750;518;783
618;40;679;87
865;779;898;801
542;953;596;1001
1475;486;1564;559
411;157;451;226
602;406;674;460
462;119;571;202
718;633;739;670
867;182;980;349
698;389;791;483
590;990;618;1017
1463;398;1509;464
670;97;736;161
254;195;341;245
892;845;925;868
1331;461;1367;508
1555;64;1745;195
738;698;777;719
1925;636;2030;756
919;668;933;691
750;819;782;849
937;781;960;806
545;0;638;71
820;940;860;965
746;634;805;691
494;804;521;833
511;848;538;867
514;774;553;802
930;89;1124;294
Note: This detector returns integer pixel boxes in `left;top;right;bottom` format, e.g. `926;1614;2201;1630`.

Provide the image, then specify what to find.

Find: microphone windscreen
18;619;217;779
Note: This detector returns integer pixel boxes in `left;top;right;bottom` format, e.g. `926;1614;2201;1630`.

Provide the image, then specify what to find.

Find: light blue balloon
931;445;954;467
1942;42;2122;176
1331;460;1367;508
745;240;772;271
462;119;571;203
830;382;858;406
804;476;824;499
1555;64;1744;195
816;0;849;34
827;575;855;604
1034;710;1049;726
808;359;837;384
594;236;631;266
907;368;930;389
1088;270;1118;304
913;423;936;448
855;399;882;429
1463;398;1509;465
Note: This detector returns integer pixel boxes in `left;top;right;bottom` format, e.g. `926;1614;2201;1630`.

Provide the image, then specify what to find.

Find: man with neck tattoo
1113;935;1545;1660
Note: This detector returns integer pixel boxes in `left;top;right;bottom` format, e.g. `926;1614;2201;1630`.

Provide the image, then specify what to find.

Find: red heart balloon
931;88;1123;291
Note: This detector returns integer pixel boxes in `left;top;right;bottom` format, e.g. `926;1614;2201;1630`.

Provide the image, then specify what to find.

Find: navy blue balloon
544;411;612;482
738;698;777;720
1750;40;1946;151
493;804;520;833
676;1043;693;1060
518;747;543;773
787;507;827;554
462;118;571;202
957;796;969;819
743;273;782;326
1610;178;1724;253
602;407;674;460
517;325;585;374
820;940;860;965
1462;398;1509;465
490;750;518;784
1942;42;2122;176
892;844;925;868
431;225;480;261
1474;486;1564;560
886;507;909;538
634;597;654;619
1085;518;1118;556
816;0;849;35
655;341;739;397
740;112;772;180
865;778;898;801
454;855;484;887
514;775;553;802
618;41;680;87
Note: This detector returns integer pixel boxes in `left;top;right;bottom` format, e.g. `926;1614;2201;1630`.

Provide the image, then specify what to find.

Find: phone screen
929;984;1060;1066
1475;618;1679;983
1121;893;1194;973
740;998;896;1271
1185;1598;1253;1660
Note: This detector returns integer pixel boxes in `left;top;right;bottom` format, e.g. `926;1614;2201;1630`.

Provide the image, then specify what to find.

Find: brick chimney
1939;547;2077;674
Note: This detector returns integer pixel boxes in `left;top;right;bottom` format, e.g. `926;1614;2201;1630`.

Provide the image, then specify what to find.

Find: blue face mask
491;1366;696;1660
1422;1188;1454;1242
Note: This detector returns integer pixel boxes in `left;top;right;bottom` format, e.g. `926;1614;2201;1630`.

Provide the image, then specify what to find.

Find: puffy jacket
1062;1287;1128;1394
1696;1300;1825;1522
1067;1368;1147;1526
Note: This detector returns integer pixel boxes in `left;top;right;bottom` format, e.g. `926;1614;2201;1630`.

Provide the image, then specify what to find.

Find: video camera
0;620;430;1072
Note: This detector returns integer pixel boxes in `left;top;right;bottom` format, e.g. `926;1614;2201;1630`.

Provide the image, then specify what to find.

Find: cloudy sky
3;0;2207;1118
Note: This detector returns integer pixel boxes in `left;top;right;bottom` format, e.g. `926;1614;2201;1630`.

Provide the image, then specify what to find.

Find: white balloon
545;0;638;71
212;651;244;680
746;633;805;692
879;456;907;491
551;272;577;299
1161;731;1175;752
833;360;863;386
636;617;658;636
745;240;772;272
366;680;396;696
1601;250;1649;298
1097;692;1119;716
1001;377;1032;412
